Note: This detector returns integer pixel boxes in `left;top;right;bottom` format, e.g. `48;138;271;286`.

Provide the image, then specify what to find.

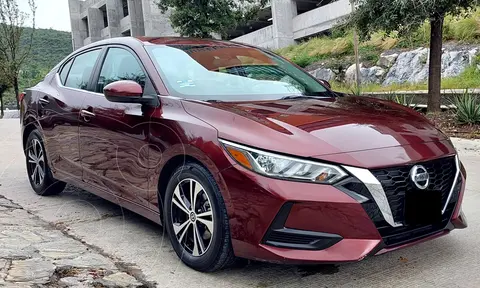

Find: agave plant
394;94;418;109
350;84;362;96
454;90;480;124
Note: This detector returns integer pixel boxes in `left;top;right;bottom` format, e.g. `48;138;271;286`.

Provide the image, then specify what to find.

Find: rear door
38;48;102;181
78;46;153;208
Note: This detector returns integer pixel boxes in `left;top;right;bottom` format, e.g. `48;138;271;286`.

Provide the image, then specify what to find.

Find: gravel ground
1;119;480;287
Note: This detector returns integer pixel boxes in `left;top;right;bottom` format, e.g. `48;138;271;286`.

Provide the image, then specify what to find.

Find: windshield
146;44;331;101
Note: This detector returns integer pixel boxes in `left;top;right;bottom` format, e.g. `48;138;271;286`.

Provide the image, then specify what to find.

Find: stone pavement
0;195;149;287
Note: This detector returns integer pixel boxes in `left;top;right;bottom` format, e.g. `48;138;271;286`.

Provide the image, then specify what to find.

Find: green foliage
453;17;480;40
2;28;72;108
276;36;353;67
454;90;480;123
290;53;319;68
278;8;480;64
394;94;418;109
359;45;380;63
156;0;267;38
350;84;362;96
350;0;478;38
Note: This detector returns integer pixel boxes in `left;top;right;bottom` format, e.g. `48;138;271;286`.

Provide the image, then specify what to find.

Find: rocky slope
307;43;480;85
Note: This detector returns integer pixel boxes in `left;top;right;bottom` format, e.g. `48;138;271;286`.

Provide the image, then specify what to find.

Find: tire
163;162;235;272
25;129;66;196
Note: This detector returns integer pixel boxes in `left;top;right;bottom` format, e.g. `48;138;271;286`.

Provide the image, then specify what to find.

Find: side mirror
104;80;144;103
319;79;332;89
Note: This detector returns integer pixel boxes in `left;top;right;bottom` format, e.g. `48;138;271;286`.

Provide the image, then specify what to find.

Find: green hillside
23;27;73;72
3;27;72;108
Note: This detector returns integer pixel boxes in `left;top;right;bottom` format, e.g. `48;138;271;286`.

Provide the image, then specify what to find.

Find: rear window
65;49;101;90
59;58;73;85
146;44;329;101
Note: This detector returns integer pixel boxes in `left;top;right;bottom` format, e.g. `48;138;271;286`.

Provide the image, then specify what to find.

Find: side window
97;47;146;93
59;58;73;85
65;49;101;90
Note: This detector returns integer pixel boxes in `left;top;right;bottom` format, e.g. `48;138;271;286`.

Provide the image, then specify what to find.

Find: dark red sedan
20;37;467;272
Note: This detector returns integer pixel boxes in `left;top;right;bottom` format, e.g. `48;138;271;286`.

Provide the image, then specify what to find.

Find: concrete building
69;0;351;51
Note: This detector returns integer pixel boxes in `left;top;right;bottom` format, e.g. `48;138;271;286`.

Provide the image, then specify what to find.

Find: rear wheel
163;163;235;272
25;130;66;196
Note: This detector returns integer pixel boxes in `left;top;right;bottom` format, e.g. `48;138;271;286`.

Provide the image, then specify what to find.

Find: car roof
137;37;249;47
79;36;251;52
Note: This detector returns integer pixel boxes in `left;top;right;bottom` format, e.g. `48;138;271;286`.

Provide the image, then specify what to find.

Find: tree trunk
14;76;19;110
0;94;3;119
350;0;361;91
427;14;444;113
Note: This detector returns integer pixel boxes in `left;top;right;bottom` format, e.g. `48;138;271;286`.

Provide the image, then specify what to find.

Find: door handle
80;109;95;121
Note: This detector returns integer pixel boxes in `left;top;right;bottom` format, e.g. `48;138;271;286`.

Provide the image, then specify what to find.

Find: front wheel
163;163;235;272
25;130;66;196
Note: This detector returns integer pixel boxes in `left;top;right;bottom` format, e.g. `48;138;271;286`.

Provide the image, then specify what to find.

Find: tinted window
97;47;146;92
59;58;73;85
146;45;329;101
65;49;101;90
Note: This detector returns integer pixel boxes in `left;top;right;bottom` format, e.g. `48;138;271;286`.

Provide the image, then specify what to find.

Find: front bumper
220;158;467;264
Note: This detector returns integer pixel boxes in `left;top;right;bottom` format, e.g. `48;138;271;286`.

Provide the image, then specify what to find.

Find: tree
0;80;9;119
0;0;36;110
156;0;267;38
349;0;478;112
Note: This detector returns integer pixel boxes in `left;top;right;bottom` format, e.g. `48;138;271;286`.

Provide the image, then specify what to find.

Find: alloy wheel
27;139;45;187
171;178;214;257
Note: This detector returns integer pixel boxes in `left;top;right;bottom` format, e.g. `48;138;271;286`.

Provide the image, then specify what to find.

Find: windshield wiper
281;95;327;100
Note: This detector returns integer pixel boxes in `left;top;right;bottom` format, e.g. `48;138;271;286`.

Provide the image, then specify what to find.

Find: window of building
96;48;146;92
122;30;131;37
59;58;74;85
65;50;102;90
100;5;108;28
82;17;89;37
296;0;334;15
122;0;129;17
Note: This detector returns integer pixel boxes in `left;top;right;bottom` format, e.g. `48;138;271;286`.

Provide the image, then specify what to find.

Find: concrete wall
87;7;104;42
232;26;275;49
271;0;297;48
105;0;123;37
127;0;145;36
293;0;351;40
68;0;87;50
69;0;352;50
141;0;177;36
231;0;352;49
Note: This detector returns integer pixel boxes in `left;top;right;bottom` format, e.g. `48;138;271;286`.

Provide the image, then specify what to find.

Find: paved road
1;118;480;287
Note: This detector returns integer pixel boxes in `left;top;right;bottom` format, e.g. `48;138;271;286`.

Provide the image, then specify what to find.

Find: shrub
291;53;317;68
454;90;480;124
452;17;480;41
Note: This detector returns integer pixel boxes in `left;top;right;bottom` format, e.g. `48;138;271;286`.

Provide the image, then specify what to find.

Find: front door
78;46;152;208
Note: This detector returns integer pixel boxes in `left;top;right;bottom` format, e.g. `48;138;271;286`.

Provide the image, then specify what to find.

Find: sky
18;0;71;31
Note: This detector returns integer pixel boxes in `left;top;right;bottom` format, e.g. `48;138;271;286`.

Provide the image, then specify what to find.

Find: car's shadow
53;184;464;287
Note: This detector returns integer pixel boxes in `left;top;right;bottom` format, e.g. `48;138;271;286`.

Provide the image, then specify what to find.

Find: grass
276;8;480;68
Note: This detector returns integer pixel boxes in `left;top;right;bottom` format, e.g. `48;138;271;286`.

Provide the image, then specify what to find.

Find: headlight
220;139;347;184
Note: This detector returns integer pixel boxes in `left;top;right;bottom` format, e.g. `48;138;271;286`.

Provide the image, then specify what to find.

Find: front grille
371;156;456;224
340;156;461;247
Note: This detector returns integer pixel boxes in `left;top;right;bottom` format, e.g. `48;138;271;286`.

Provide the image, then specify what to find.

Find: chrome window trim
55;74;104;97
442;155;460;214
342;166;403;228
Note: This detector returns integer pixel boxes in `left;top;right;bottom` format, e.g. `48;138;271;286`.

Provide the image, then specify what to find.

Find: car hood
182;96;449;159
